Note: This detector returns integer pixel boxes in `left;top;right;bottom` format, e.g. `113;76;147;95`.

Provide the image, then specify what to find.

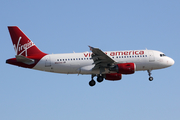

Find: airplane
6;26;175;86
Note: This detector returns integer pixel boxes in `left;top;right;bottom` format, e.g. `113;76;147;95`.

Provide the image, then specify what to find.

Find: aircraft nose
168;58;175;66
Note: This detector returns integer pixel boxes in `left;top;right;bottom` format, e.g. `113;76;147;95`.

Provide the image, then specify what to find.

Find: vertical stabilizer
8;26;46;56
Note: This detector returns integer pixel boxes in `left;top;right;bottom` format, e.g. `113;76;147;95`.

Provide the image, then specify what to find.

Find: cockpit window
160;54;166;57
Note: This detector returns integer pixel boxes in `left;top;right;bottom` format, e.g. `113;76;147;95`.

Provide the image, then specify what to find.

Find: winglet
88;46;94;51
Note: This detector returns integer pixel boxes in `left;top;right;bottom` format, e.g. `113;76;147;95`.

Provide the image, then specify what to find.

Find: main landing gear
89;74;104;87
147;70;153;81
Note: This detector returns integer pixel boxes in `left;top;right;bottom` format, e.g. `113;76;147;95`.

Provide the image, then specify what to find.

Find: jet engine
109;63;136;74
105;73;122;81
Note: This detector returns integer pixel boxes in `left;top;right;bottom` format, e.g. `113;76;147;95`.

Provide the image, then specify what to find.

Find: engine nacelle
109;63;136;74
105;73;122;81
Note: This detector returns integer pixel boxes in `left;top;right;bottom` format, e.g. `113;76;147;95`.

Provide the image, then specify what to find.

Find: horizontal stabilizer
16;55;35;65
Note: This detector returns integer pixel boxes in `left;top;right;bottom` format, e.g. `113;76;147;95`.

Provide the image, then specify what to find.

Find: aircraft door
149;51;155;62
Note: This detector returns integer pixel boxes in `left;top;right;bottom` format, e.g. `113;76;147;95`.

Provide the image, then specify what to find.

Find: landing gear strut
147;70;153;81
89;74;104;86
89;74;96;87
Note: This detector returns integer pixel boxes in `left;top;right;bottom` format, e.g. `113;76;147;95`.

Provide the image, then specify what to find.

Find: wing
89;46;115;70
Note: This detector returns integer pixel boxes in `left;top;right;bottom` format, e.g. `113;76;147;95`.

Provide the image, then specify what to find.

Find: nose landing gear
149;76;153;81
147;70;153;81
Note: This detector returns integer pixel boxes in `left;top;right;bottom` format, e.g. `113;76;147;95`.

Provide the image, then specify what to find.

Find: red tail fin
8;26;46;56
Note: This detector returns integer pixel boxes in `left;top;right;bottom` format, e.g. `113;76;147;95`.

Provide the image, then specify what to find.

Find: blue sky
1;0;180;120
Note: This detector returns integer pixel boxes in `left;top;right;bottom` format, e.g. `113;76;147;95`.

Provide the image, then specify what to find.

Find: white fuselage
33;50;174;75
6;26;175;86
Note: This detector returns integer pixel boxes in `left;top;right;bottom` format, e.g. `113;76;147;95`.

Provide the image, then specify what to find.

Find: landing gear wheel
89;80;96;86
149;77;153;81
97;76;104;83
147;70;153;81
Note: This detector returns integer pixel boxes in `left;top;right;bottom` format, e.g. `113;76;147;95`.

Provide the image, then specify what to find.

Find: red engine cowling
105;73;122;81
117;63;136;74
